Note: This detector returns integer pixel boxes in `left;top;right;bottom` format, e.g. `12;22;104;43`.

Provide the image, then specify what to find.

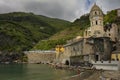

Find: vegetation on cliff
104;9;120;25
33;14;90;50
0;12;70;52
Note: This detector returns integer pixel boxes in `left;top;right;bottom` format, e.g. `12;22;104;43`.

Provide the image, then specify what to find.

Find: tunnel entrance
65;60;69;65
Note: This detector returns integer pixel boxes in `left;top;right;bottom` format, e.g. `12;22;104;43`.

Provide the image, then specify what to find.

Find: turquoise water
0;64;76;80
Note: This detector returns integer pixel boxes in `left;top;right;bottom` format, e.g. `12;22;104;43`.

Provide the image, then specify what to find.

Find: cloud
96;0;120;14
85;0;95;10
23;0;84;21
0;0;119;21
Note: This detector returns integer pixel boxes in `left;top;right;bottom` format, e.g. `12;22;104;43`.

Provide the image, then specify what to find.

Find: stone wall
83;37;112;62
25;51;56;63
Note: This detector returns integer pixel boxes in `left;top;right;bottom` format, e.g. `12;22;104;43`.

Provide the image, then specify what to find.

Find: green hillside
0;12;71;52
33;14;90;50
104;9;120;25
50;14;90;40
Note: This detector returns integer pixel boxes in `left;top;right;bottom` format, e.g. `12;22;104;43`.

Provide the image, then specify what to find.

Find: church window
96;21;98;25
95;11;97;15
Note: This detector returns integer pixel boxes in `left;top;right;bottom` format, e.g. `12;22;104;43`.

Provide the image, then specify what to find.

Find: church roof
90;3;102;12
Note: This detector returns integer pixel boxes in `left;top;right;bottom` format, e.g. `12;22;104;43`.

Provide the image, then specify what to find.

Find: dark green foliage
33;39;66;50
104;10;117;24
0;21;33;51
50;14;90;40
0;12;70;52
72;14;90;30
0;51;26;62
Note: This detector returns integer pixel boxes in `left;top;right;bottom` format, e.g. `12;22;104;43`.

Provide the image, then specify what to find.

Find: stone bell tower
84;4;104;38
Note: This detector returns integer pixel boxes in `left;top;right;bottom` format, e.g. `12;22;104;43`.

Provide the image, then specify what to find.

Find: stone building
59;37;112;66
104;23;119;41
59;37;84;65
83;37;112;62
59;37;113;66
82;4;114;62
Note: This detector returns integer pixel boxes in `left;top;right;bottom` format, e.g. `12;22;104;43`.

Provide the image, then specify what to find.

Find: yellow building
55;45;64;62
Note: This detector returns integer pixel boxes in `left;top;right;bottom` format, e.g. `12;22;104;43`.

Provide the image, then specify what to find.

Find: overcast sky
0;0;120;21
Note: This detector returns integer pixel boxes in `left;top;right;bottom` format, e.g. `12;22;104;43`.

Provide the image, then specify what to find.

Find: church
57;4;120;66
84;3;119;42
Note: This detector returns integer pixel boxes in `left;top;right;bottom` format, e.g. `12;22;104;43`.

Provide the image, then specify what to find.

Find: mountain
0;12;71;52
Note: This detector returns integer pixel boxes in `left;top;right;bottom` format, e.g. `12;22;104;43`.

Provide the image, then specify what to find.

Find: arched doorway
65;60;69;65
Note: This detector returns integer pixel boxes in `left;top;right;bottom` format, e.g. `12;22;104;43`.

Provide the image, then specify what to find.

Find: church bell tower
84;4;104;38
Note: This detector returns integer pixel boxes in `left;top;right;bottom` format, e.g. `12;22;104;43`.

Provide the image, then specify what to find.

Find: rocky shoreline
62;69;120;80
47;63;120;80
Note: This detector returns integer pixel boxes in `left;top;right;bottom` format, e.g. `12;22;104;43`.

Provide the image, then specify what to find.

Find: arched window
96;21;98;25
95;11;97;15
